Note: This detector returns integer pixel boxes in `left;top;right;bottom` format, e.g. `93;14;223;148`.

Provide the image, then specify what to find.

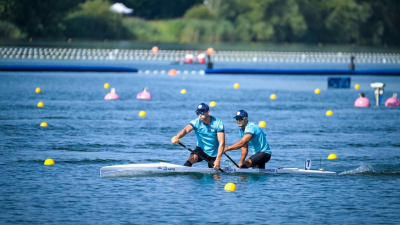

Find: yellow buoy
224;182;236;192
180;89;187;94
354;84;360;89
258;121;266;127
44;158;54;165
37;101;44;107
40;122;48;127
139;111;146;117
104;83;110;89
233;83;239;89
35;87;41;93
209;101;216;107
270;94;277;100
327;153;337;160
326;110;333;116
314;88;321;94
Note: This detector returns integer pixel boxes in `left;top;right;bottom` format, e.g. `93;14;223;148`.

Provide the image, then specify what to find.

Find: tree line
0;0;399;46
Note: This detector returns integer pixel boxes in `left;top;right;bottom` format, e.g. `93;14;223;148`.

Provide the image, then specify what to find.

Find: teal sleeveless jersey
189;116;224;157
239;121;271;155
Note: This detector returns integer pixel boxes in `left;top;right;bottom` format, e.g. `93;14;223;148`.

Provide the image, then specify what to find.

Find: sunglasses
196;111;206;116
235;117;244;121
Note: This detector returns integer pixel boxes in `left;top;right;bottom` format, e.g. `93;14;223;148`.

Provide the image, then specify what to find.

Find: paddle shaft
224;153;240;168
178;143;225;173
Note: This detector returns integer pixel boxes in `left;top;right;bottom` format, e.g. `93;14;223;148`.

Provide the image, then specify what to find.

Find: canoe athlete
184;51;194;64
224;110;271;168
171;103;225;169
197;50;206;64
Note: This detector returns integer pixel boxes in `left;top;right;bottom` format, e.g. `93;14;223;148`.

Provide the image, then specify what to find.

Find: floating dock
0;65;138;72
205;68;400;76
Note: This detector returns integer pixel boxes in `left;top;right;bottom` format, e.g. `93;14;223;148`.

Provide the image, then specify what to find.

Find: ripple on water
339;163;374;175
339;163;400;176
2;63;400;224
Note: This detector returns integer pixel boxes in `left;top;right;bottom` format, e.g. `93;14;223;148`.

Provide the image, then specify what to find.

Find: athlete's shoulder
247;121;256;126
244;121;258;133
211;116;224;131
190;118;200;123
249;122;261;129
211;116;223;124
190;118;200;127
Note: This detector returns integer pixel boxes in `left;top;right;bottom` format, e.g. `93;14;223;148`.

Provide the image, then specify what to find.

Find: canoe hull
100;162;336;177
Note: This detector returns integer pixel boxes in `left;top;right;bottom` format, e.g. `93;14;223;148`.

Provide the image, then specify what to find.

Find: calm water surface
1;59;400;224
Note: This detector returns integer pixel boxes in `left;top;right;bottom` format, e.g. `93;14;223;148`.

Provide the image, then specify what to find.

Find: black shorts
249;152;271;169
191;146;216;168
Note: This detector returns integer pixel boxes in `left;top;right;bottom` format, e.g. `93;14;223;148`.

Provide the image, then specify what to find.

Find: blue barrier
328;77;351;88
0;65;138;72
205;68;400;75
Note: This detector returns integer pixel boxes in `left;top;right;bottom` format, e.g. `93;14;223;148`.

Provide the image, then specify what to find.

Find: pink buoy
385;93;400;107
354;93;370;107
104;88;119;100
136;87;152;100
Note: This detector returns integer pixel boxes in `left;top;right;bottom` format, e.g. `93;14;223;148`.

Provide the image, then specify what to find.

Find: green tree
359;0;400;45
123;17;161;41
0;0;399;45
296;0;327;43
117;0;203;19
218;0;307;42
323;0;372;43
0;0;84;37
0;20;26;38
64;0;131;39
183;4;216;20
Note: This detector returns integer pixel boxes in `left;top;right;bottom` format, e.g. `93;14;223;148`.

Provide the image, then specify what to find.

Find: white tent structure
110;3;133;14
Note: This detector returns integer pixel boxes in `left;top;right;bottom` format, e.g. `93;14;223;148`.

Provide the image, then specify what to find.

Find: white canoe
100;162;336;177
